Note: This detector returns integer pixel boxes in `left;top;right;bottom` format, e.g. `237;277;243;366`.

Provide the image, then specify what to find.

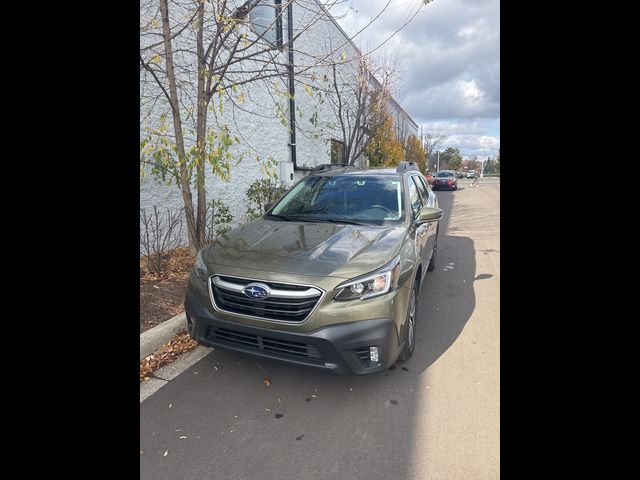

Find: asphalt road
140;179;500;480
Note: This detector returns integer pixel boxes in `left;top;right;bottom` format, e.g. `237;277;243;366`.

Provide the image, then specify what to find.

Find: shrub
245;178;287;220
140;206;185;278
205;198;234;243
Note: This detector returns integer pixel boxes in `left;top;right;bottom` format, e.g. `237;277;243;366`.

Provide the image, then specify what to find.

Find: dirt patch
140;247;194;333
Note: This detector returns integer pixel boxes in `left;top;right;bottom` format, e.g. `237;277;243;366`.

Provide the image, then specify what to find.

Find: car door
412;174;438;268
407;174;429;275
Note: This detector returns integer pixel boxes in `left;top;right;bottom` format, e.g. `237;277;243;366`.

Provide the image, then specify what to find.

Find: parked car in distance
432;170;458;191
467;170;477;179
456;171;464;179
185;162;443;375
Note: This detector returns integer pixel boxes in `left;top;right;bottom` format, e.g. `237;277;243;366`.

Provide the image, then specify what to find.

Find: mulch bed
140;247;194;333
140;247;200;381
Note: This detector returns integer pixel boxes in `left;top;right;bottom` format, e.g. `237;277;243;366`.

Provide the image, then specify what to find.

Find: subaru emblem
243;283;271;300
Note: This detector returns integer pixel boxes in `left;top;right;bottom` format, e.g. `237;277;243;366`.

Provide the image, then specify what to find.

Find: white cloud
461;80;483;103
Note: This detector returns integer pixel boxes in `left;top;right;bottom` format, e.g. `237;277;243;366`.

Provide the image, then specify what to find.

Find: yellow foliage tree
405;133;427;173
365;92;405;167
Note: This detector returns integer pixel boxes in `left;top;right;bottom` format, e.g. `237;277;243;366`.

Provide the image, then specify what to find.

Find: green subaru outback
185;162;442;374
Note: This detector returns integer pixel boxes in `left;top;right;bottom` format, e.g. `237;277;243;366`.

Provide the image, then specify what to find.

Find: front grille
210;275;323;323
206;326;322;363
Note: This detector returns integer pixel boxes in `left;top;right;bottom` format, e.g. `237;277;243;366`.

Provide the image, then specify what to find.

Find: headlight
334;256;401;301
194;248;209;281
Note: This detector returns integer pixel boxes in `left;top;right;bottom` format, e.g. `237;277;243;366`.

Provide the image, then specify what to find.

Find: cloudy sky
332;0;499;159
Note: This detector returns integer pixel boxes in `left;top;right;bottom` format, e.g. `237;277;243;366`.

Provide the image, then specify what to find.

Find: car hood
203;218;407;279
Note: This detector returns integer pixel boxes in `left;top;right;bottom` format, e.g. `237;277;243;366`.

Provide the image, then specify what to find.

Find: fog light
369;346;379;363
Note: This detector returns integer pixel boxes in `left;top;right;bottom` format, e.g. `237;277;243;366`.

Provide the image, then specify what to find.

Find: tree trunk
159;0;198;256
195;3;208;251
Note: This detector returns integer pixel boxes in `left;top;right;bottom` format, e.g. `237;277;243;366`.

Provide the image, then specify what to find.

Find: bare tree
141;0;292;255
322;47;400;165
423;132;446;169
140;206;185;278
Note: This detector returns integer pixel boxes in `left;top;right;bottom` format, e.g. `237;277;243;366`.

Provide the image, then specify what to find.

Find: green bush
245;178;287;220
205;198;234;243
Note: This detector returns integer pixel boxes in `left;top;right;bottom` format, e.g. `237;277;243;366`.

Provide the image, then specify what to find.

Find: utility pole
437;151;440;172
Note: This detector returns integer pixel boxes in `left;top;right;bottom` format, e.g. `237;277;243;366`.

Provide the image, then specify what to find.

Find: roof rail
310;163;358;174
396;161;420;174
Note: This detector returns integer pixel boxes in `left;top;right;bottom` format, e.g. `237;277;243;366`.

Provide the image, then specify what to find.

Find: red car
431;170;458;190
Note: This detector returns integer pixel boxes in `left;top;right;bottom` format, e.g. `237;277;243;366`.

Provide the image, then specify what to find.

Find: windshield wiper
265;213;318;223
267;213;367;226
265;213;297;222
300;216;368;226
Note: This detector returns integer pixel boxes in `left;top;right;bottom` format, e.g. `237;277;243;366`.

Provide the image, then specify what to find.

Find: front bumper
433;182;456;190
185;289;402;375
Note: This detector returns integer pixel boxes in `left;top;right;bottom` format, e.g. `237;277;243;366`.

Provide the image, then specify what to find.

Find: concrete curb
140;346;212;402
140;312;187;361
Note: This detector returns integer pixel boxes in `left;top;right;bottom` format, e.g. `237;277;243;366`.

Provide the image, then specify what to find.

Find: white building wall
140;0;419;245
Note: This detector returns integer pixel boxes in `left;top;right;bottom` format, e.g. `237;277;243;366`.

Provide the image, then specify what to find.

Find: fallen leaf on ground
139;332;198;380
263;377;271;386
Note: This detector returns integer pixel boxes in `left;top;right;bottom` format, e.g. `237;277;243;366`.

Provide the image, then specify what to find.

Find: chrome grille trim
208;274;325;324
211;276;322;299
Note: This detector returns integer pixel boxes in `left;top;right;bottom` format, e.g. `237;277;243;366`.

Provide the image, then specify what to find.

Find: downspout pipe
286;1;312;171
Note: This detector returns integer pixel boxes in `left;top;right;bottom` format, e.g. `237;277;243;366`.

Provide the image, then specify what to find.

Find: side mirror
418;206;443;223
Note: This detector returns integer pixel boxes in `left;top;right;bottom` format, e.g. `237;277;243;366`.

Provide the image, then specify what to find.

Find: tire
427;228;438;272
399;280;418;361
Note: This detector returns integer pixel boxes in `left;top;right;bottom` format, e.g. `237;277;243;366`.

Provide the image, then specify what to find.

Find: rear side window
408;176;423;218
413;174;433;205
412;174;428;201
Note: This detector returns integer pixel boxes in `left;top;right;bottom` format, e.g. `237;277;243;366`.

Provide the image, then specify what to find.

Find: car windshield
269;174;404;225
435;172;454;177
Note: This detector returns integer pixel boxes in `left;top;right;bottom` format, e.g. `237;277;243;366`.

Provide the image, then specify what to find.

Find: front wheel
399;281;418;361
